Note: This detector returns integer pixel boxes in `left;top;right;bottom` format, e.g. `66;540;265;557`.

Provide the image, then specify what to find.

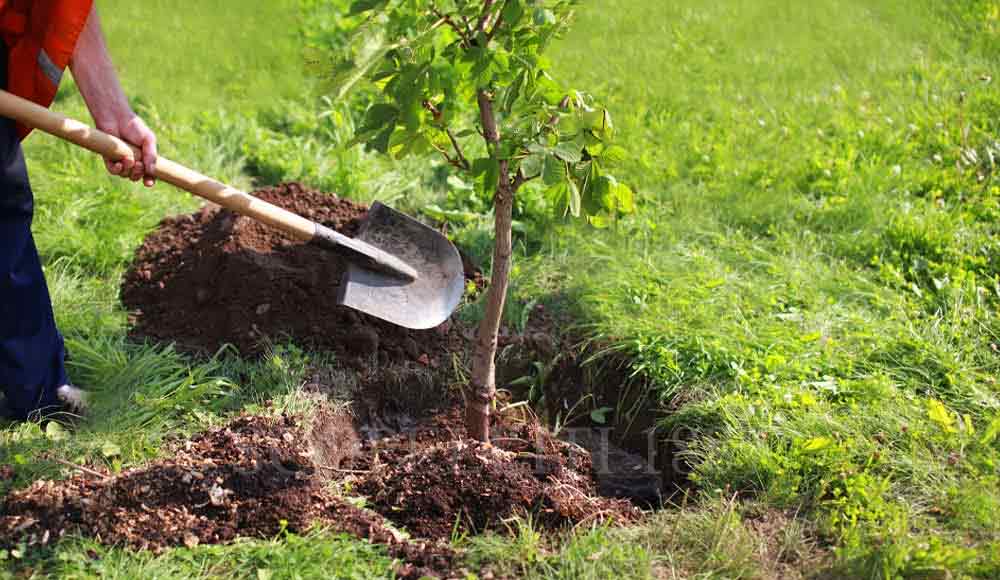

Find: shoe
56;384;88;414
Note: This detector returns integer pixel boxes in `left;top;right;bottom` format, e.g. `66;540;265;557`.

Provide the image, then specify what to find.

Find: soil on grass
0;415;454;579
121;182;473;360
1;409;638;577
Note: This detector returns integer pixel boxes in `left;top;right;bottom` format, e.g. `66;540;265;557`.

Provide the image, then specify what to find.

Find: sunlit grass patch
462;520;653;579
8;529;395;579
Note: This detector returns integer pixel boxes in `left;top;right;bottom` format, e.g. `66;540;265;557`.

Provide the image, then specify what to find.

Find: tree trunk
466;89;512;442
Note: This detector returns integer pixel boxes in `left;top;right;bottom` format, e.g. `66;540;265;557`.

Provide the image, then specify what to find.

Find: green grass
524;0;1000;576
6;0;1000;578
11;529;396;579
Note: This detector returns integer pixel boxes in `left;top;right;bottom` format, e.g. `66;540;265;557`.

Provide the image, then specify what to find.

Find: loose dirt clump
361;441;544;539
0;415;454;579
352;407;641;539
121;182;468;361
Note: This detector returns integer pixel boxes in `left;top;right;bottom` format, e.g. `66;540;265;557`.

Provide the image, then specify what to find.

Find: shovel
0;89;465;330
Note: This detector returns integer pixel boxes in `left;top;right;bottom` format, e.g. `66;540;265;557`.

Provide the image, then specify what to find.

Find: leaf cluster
338;0;635;225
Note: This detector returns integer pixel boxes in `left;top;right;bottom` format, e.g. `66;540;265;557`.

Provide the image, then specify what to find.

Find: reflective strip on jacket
0;0;93;140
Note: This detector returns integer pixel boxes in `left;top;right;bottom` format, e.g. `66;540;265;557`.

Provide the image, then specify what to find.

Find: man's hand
96;113;157;187
69;6;158;187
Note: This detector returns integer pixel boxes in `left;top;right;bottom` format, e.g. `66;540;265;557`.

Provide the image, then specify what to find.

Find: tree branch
430;141;456;165
53;458;109;481
487;0;510;41
477;89;500;145
430;4;472;46
476;0;496;34
512;167;536;191
447;129;471;170
422;99;472;171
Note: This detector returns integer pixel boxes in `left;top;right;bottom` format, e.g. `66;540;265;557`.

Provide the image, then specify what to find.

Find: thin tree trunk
466;89;512;442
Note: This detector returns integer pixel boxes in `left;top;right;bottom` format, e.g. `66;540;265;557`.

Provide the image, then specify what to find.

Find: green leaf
542;155;566;186
370;125;394;153
567;177;581;217
503;69;526;113
580;109;604;130
980;415;1000;445
471;157;493;177
590;407;613;425
535;74;564;105
553;140;583;163
602;145;628;164
359;103;399;134
101;441;122;458
533;7;556;25
502;0;526;27
348;0;388;15
527;142;548;155
548;182;570;217
592;174;617;212
520;153;545;178
615;182;635;213
469;47;497;87
927;399;957;433
424;204;481;224
330;30;397;102
401;97;423;131
492;49;511;77
588;214;612;228
366;103;399;124
801;437;832;452
45;421;67;441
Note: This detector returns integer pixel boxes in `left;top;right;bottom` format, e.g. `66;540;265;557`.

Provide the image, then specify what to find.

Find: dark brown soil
0;415;454;579
351;407;641;539
121;182;469;360
1;409;638;576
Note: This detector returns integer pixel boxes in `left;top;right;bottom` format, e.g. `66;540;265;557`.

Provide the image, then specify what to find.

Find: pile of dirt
121;182;470;360
0;415;454;579
2;407;639;576
351;408;641;539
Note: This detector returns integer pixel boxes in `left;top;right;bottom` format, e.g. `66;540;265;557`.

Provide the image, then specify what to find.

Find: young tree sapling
338;0;634;440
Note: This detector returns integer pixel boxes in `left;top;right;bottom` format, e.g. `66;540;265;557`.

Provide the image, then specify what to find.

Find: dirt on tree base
348;407;641;540
0;415;454;578
121;182;473;362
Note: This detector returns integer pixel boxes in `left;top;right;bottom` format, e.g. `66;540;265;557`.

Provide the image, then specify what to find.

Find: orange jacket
1;0;93;139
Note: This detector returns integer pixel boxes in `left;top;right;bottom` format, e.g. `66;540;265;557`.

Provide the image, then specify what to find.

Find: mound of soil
352;408;641;539
0;415;454;579
361;441;544;539
2;408;639;575
121;182;468;360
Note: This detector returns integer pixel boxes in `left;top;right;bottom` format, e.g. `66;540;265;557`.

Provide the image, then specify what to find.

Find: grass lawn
3;0;1000;578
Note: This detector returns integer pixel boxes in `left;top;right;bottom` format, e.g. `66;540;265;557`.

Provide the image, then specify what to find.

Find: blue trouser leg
0;63;68;420
0;135;68;420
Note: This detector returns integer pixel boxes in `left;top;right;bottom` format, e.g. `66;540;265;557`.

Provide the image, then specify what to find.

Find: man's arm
69;6;157;187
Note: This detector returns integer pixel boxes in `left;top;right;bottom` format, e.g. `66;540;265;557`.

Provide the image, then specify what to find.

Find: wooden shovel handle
0;89;317;242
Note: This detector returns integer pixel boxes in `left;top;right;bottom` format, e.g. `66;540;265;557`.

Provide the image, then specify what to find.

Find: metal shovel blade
336;202;465;329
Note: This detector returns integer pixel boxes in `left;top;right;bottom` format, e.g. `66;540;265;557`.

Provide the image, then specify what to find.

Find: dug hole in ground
1;183;664;578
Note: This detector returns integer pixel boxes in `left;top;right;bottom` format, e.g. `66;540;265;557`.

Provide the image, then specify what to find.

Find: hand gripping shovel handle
0;89;418;281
